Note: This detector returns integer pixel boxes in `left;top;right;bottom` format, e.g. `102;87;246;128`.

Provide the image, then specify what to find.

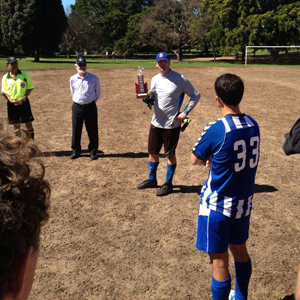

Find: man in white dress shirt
70;57;101;160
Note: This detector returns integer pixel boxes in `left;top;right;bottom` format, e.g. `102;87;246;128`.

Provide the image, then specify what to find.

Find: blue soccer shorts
196;206;250;254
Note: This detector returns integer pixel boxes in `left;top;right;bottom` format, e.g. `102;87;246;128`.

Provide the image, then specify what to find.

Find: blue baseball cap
156;52;170;62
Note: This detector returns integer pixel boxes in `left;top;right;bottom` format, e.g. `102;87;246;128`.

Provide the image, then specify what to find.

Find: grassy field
0;56;299;73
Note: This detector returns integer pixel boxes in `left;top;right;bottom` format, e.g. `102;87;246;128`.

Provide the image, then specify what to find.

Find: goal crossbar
245;45;300;65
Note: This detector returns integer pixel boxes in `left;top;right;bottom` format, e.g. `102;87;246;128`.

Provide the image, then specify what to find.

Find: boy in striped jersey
191;74;260;300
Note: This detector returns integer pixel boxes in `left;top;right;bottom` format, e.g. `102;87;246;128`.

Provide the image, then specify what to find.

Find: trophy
135;66;148;98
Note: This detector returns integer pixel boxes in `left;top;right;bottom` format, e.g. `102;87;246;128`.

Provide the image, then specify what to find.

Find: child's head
0;130;50;300
214;73;244;106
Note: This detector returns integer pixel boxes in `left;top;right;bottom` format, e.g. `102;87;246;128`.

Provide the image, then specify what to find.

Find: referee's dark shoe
137;179;157;189
70;151;80;160
90;151;98;160
156;183;173;196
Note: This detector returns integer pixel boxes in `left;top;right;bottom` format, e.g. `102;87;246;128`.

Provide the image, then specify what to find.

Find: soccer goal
245;45;300;65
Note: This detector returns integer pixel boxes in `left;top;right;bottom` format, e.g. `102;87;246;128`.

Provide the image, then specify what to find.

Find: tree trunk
204;43;209;57
173;48;182;61
67;52;70;59
34;51;40;62
270;48;279;61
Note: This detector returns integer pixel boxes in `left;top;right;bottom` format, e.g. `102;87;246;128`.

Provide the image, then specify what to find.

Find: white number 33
234;136;259;172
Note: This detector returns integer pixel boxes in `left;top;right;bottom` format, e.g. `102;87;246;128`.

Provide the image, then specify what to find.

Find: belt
74;101;95;108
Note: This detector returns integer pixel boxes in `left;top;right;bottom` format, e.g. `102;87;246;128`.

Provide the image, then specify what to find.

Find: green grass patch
0;56;299;73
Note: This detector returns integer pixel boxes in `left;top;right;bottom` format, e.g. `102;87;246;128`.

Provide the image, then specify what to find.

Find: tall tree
195;0;300;59
70;0;154;52
138;0;202;61
0;0;67;61
114;9;154;56
60;7;103;56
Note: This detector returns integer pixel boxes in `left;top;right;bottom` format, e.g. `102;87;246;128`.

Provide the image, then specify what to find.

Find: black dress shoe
90;152;98;160
70;151;80;160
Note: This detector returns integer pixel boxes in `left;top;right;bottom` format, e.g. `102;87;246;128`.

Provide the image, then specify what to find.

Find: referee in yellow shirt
1;56;35;139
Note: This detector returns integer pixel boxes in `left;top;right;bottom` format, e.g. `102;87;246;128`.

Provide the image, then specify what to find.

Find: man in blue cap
137;52;201;196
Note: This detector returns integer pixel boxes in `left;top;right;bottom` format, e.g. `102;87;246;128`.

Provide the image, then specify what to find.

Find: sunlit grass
0;55;298;72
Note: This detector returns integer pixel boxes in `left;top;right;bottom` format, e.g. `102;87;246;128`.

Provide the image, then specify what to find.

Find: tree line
0;0;299;61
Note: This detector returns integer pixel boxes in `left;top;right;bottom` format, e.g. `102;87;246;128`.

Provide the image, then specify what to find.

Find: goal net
245;46;300;65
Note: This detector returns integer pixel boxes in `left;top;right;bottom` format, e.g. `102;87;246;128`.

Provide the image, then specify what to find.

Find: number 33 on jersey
192;114;260;219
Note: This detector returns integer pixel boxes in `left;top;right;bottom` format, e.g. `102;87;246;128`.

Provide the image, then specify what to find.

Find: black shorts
7;99;34;124
148;124;181;158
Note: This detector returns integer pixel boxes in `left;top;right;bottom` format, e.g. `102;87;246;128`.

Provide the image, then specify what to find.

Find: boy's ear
215;96;224;108
9;246;38;300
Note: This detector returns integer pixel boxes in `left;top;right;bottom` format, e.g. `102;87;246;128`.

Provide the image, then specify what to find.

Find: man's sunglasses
78;63;86;67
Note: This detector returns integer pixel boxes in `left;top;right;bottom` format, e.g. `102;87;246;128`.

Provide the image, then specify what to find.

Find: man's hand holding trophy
135;66;155;109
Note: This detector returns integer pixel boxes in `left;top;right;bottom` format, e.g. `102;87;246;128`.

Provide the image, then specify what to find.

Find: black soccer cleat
155;183;173;196
137;179;158;189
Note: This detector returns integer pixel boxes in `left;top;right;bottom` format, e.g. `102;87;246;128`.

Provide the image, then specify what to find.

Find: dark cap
6;56;17;64
156;52;170;62
76;57;87;64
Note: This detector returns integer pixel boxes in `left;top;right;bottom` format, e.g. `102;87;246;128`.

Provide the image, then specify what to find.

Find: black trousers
72;101;99;153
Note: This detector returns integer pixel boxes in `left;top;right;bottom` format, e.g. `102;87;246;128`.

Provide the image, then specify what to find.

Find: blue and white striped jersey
193;114;260;219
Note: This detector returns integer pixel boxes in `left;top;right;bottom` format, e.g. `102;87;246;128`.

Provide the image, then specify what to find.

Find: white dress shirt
70;72;101;105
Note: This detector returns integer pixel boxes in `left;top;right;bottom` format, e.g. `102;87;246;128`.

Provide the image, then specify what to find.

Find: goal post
245;45;300;65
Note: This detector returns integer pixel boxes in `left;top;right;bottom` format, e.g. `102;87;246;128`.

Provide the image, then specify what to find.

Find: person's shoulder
169;69;182;78
151;73;162;83
87;72;99;79
194;119;224;150
199;119;224;139
245;114;259;126
152;73;161;80
70;73;78;80
20;70;31;78
2;72;9;79
206;118;224;131
170;70;190;82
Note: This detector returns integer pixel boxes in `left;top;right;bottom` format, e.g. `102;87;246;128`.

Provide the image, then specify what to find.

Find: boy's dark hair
0;130;50;299
214;73;244;106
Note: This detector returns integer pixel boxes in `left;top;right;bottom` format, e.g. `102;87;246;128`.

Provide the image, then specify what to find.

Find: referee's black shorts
7;99;34;124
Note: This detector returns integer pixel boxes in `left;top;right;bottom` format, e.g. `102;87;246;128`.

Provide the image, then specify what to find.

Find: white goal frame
245;45;300;65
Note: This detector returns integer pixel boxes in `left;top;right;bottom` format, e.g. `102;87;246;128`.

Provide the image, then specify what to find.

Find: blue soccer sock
165;163;176;184
211;276;231;300
235;259;252;300
148;161;159;181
